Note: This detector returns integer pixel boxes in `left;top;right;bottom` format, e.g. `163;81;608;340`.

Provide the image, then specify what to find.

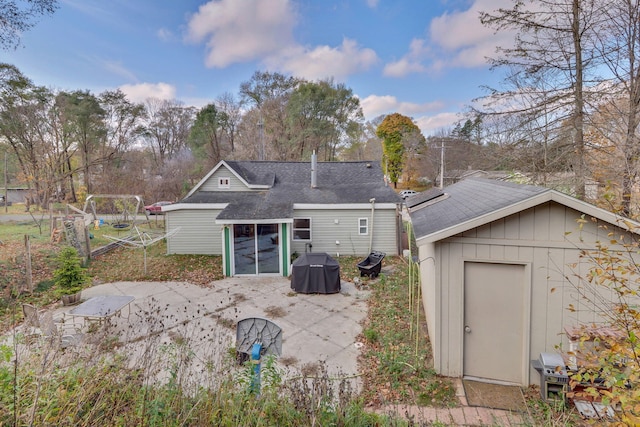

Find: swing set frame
82;194;147;229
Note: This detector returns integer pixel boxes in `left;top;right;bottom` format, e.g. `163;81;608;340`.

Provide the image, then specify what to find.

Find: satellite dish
236;317;282;358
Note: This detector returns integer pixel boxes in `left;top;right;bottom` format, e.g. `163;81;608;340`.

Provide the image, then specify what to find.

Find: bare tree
479;0;608;199
55;90;106;196
141;98;195;167
216;91;242;154
238;71;301;160
591;0;640;215
100;89;145;155
0;0;58;50
0;83;73;207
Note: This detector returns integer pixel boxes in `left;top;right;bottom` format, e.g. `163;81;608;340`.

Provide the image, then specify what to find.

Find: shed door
463;262;526;384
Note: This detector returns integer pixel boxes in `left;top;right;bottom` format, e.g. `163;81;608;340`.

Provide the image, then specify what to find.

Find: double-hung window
358;218;368;235
293;218;311;241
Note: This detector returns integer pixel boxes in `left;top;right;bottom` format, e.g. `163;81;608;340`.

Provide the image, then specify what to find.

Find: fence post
24;234;32;292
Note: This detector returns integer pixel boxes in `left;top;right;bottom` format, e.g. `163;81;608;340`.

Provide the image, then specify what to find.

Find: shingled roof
179;160;401;220
409;178;551;241
409;178;639;243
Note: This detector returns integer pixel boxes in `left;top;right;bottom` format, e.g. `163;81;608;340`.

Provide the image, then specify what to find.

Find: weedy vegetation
0;212;580;425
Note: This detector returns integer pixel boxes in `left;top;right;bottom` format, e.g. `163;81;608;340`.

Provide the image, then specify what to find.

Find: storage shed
408;178;640;387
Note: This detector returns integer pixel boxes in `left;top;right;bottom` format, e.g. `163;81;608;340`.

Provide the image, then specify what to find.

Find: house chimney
311;150;317;188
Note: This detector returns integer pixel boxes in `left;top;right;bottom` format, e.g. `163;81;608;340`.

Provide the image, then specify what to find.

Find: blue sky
4;0;513;135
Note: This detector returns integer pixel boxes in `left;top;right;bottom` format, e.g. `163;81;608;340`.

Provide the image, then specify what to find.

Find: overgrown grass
358;256;458;408
87;240;223;285
0;293;407;426
0;215;573;425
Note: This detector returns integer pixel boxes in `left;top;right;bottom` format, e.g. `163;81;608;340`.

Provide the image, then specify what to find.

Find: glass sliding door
233;224;256;275
257;224;279;274
233;223;280;275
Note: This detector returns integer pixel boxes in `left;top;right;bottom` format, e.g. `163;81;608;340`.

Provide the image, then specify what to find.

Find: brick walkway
375;380;531;426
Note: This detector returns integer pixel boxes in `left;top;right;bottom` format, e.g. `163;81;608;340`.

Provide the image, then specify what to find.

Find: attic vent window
218;177;230;189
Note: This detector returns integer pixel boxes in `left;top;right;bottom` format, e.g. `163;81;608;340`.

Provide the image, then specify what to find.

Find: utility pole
439;138;445;189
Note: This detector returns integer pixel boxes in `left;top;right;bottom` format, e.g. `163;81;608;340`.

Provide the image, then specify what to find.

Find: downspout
368;198;375;253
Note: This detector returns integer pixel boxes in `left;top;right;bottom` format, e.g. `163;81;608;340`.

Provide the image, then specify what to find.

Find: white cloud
360;94;460;135
180;96;214;109
185;0;297;68
360;94;444;120
119;82;176;102
383;39;429;77
415;112;461;135
428;0;515;69
185;0;377;81
156;27;174;42
383;0;515;75
365;0;379;8
271;38;378;81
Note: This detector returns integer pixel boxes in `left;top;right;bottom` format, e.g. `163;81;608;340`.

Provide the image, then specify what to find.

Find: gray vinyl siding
431;201;635;385
291;207;397;257
166;209;222;255
200;166;253;192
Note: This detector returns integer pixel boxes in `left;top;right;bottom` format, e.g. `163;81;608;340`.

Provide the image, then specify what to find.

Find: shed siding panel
548;203;567;241
462;242;476;259
166;210;222;255
516;245;533;263
440;242;452;374
533;204;551;241
429;200;637;385
490;244;504;259
476;223;491;239
200;166;253;192
491;218;505;239
291;208;397;257
505;213;520;239
447;242;464;376
518;209;535;240
544;248;566;349
476;244;491;259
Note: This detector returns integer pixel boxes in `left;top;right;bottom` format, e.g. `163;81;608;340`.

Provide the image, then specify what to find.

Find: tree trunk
572;0;586;200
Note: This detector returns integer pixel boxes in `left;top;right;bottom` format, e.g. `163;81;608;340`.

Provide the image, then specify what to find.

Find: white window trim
358;217;368;235
218;177;230;189
293;218;312;241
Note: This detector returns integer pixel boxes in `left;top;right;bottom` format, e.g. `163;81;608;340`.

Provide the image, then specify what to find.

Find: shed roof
409;178;638;243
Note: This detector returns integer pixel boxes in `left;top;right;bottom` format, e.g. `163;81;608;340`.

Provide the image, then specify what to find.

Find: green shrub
53;246;90;296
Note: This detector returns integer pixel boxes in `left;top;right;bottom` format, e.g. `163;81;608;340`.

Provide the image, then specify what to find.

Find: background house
407;178;638;386
164;155;402;276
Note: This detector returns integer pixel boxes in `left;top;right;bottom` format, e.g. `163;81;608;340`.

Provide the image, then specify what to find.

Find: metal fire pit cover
236;317;282;357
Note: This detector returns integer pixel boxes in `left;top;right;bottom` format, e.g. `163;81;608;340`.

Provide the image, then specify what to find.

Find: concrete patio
11;276;530;426
54;277;370;381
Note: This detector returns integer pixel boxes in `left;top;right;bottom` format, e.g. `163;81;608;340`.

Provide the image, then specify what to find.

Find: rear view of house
164;155;402;276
